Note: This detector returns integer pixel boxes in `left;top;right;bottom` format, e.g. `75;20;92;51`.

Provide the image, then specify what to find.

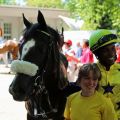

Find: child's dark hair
76;63;101;89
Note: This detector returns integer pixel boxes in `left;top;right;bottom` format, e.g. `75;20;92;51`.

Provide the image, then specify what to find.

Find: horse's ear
22;13;32;29
37;10;47;28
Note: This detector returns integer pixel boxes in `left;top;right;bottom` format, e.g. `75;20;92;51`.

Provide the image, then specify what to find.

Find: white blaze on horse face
21;39;35;59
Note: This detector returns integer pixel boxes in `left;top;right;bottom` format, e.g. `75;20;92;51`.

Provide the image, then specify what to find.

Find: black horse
9;10;69;120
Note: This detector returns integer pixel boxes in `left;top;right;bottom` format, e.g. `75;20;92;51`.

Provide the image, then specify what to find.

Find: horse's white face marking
21;39;35;59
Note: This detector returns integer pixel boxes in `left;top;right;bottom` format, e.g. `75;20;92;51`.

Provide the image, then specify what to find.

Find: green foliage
65;0;120;33
0;0;16;4
26;0;64;8
0;0;5;4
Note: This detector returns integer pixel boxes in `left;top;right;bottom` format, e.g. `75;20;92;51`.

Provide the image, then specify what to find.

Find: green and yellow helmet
89;29;120;52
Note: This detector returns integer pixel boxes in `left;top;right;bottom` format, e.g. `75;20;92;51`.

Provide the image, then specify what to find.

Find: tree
0;0;16;4
65;0;120;33
26;0;64;8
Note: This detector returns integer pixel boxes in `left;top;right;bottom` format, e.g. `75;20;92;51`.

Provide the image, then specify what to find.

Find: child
64;63;117;120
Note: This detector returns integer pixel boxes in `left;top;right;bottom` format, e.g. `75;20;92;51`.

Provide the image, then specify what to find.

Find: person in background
80;39;94;64
62;39;80;63
0;53;8;67
63;40;74;56
63;40;79;82
89;29;120;119
115;43;120;63
75;41;82;59
0;27;8;67
64;63;117;120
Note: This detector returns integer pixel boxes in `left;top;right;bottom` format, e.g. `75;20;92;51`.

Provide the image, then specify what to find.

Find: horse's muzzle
9;84;27;101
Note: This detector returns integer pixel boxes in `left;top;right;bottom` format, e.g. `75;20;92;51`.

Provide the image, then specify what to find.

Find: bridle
32;30;57;91
26;30;59;119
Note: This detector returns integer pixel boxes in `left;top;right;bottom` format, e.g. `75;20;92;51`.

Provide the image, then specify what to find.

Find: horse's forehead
21;39;35;59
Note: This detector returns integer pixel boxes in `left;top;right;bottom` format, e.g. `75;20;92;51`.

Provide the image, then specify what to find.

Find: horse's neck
45;62;58;77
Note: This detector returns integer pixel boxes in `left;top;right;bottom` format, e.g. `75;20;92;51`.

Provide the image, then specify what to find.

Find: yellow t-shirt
64;91;117;120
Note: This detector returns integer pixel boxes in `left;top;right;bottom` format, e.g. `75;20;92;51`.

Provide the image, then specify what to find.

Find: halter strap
41;30;50;37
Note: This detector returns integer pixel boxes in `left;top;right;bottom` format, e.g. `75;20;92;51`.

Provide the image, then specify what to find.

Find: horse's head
9;10;61;101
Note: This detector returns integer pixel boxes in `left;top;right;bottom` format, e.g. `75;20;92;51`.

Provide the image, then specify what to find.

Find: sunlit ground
0;64;27;120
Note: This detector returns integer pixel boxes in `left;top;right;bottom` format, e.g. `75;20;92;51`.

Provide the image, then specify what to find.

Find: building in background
0;5;69;41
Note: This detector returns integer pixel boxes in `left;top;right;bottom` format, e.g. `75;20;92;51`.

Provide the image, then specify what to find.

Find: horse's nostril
9;85;14;95
9;84;18;96
9;84;26;97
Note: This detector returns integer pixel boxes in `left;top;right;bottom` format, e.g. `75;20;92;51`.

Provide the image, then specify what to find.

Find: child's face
80;70;98;93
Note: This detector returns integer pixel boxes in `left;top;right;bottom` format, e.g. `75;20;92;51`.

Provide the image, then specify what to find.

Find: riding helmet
89;29;120;52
